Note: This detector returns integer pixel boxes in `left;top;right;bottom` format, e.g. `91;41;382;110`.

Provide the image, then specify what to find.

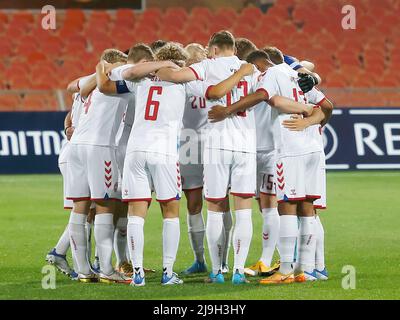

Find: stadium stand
0;0;399;110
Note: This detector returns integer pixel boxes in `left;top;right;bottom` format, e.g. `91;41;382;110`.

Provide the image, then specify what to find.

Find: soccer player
282;88;333;281
180;43;253;275
157;31;260;284
238;50;281;277
235;38;257;61
66;49;132;283
121;43;189;286
207;50;324;285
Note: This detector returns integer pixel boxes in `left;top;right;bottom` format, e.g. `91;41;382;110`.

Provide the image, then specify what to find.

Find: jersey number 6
145;86;163;121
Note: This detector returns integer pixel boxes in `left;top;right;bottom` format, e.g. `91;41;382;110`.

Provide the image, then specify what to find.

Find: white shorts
314;152;326;209
122;151;182;202
256;150;277;198
276;152;322;203
66;144;120;201
203;149;256;201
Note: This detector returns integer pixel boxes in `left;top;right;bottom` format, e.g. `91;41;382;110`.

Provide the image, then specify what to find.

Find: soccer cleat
205;271;225;284
221;263;229;274
116;261;133;277
315;268;329;281
161;272;183;285
78;273;99;283
91;256;100;274
232;270;250;284
131;270;146;287
294;270;318;282
70;270;79;281
181;261;208;275
244;260;279;277
259;272;294;285
46;248;74;276
99;271;131;284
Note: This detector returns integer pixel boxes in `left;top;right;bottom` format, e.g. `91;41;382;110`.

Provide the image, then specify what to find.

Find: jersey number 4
145;86;163;121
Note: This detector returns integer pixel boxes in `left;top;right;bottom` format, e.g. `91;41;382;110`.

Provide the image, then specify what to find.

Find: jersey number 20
145;86;163;121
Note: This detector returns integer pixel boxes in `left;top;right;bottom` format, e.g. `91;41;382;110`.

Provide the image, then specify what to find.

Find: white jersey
70;92;84;128
189;56;258;153
304;87;327;152
254;100;276;152
182;81;209;133
256;63;321;157
109;64;136;149
126;76;186;156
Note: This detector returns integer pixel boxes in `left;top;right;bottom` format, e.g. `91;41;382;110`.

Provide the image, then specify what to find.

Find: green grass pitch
0;171;399;300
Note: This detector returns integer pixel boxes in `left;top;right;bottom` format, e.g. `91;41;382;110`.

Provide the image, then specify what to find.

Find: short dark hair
208;30;235;50
246;50;271;64
235;38;257;60
262;46;284;64
150;40;168;53
128;43;154;63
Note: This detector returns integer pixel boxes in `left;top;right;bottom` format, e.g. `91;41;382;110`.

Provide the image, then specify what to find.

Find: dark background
0;0;143;9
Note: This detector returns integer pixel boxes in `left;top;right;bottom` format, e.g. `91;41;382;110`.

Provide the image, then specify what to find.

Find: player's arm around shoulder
206;63;255;100
123;61;179;81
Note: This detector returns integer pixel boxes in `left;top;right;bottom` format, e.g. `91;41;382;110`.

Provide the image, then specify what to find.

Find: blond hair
100;49;127;64
185;43;207;66
155;43;189;67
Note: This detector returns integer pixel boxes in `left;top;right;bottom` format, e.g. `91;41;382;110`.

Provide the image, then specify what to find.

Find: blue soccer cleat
131;269;146;287
181;261;208;275
206;271;225;284
70;270;79;281
161;272;183;285
46;248;74;276
232;270;250;285
314;268;329;281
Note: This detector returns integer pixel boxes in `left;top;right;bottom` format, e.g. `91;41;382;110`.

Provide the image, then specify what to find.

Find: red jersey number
145;86;163;121
292;88;307;104
226;81;248;117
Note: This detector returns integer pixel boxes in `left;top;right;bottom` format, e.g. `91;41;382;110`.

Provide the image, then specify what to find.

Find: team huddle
45;30;333;286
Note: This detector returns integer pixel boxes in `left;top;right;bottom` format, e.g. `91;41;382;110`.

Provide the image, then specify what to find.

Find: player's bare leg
182;188;208;275
69;200;98;282
260;201;297;285
221;197;232;273
95;200;130;284
245;193;280;276
231;196;253;284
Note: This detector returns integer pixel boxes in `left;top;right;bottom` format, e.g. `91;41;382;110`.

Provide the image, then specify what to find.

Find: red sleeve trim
188;66;201;80
205;85;214;100
256;88;270;101
316;97;326;106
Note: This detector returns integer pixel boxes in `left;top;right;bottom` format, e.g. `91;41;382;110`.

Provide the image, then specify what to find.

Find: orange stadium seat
116;8;135;25
0;94;21;111
21;93;58;111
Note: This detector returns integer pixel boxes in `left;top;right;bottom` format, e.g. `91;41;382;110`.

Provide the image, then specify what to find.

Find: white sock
315;215;325;271
127;216;145;276
163;218;180;277
69;212;91;275
55;225;70;255
260;208;280;266
298;216;317;273
233;209;253;274
187;212;205;263
277;215;298;275
94;213;114;275
84;222;92;265
114;217;128;266
222;210;233;266
206;211;225;274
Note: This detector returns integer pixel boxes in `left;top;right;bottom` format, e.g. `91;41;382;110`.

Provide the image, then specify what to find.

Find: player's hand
302;104;314;117
298;73;318;93
104;61;124;74
238;63;255;77
65;126;75;141
208;105;229;123
96;60;106;73
282;115;309;131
